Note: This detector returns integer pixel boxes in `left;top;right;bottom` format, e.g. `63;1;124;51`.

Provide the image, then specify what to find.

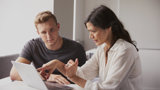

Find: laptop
11;61;73;90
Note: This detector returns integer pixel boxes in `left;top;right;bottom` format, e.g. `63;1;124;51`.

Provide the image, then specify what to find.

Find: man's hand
10;57;31;81
47;74;70;85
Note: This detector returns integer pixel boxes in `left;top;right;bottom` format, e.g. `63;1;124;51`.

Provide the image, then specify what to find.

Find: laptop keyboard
44;81;73;90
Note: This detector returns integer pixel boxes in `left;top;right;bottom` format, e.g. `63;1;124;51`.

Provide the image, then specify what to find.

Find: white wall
119;0;160;89
54;0;74;40
139;50;160;90
73;0;85;45
119;0;160;49
0;0;53;56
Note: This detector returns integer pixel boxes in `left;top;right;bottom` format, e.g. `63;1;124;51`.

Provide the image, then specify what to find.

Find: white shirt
77;39;142;90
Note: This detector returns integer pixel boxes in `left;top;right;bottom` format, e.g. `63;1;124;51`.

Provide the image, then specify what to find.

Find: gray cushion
0;54;19;79
86;48;96;60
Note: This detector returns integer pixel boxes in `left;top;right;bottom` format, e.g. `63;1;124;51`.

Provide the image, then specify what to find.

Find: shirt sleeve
84;47;137;90
20;40;34;61
76;44;87;66
76;48;99;80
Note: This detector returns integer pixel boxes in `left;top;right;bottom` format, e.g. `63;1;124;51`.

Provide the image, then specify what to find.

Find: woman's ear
105;26;112;32
108;26;112;31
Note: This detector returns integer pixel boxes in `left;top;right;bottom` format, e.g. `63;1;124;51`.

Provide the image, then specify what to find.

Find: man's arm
10;57;31;81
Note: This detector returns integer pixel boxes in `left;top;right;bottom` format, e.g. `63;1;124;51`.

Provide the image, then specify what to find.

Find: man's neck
47;37;63;51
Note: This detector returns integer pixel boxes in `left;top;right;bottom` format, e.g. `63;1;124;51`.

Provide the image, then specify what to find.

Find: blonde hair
34;11;57;27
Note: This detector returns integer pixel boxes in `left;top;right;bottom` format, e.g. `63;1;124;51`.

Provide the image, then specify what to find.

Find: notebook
11;61;73;90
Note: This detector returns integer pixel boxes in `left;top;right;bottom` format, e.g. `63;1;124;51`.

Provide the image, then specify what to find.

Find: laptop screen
11;61;73;90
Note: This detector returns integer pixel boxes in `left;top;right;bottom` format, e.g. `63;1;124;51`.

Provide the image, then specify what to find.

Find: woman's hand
65;58;78;79
37;60;58;80
64;58;87;88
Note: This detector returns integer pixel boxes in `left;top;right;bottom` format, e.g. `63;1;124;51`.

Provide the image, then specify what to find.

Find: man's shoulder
27;37;42;43
25;37;43;47
63;37;81;46
62;37;84;50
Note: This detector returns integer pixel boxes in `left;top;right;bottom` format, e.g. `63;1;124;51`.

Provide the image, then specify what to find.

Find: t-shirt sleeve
76;47;99;80
19;40;34;62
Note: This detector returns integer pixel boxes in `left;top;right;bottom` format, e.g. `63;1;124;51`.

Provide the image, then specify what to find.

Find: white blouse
76;39;142;90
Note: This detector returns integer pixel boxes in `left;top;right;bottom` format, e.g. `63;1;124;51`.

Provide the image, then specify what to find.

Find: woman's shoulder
94;43;106;55
111;39;136;52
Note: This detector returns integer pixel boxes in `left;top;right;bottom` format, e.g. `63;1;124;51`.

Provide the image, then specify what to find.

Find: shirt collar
105;39;124;52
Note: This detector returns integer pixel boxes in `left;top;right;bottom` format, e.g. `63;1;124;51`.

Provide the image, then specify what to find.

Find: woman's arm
38;58;87;87
65;59;87;88
69;75;87;88
39;50;99;88
38;59;67;80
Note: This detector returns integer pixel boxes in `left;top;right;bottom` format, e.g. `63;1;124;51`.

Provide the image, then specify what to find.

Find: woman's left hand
65;58;78;79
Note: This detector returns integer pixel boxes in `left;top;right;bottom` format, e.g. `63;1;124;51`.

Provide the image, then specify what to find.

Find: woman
38;5;142;90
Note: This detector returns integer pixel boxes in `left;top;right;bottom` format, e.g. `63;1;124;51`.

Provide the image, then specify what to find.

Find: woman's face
86;22;112;46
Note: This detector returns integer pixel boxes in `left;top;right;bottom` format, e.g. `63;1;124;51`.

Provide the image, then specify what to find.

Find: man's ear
36;29;40;35
57;23;60;31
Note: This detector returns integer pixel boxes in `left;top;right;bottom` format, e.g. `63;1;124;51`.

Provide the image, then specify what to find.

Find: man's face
37;18;60;47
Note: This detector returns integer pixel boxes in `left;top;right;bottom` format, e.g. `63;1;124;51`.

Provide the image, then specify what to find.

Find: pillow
86;48;96;60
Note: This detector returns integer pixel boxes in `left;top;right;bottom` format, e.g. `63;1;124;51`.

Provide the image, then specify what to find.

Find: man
10;11;87;85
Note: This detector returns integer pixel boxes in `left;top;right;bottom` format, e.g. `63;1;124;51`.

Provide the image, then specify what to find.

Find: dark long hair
85;5;138;51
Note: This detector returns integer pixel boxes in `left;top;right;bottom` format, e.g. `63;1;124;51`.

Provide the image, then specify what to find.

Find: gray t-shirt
20;37;87;82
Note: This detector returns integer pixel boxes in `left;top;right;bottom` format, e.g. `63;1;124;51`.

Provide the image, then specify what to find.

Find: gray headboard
0;54;19;79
